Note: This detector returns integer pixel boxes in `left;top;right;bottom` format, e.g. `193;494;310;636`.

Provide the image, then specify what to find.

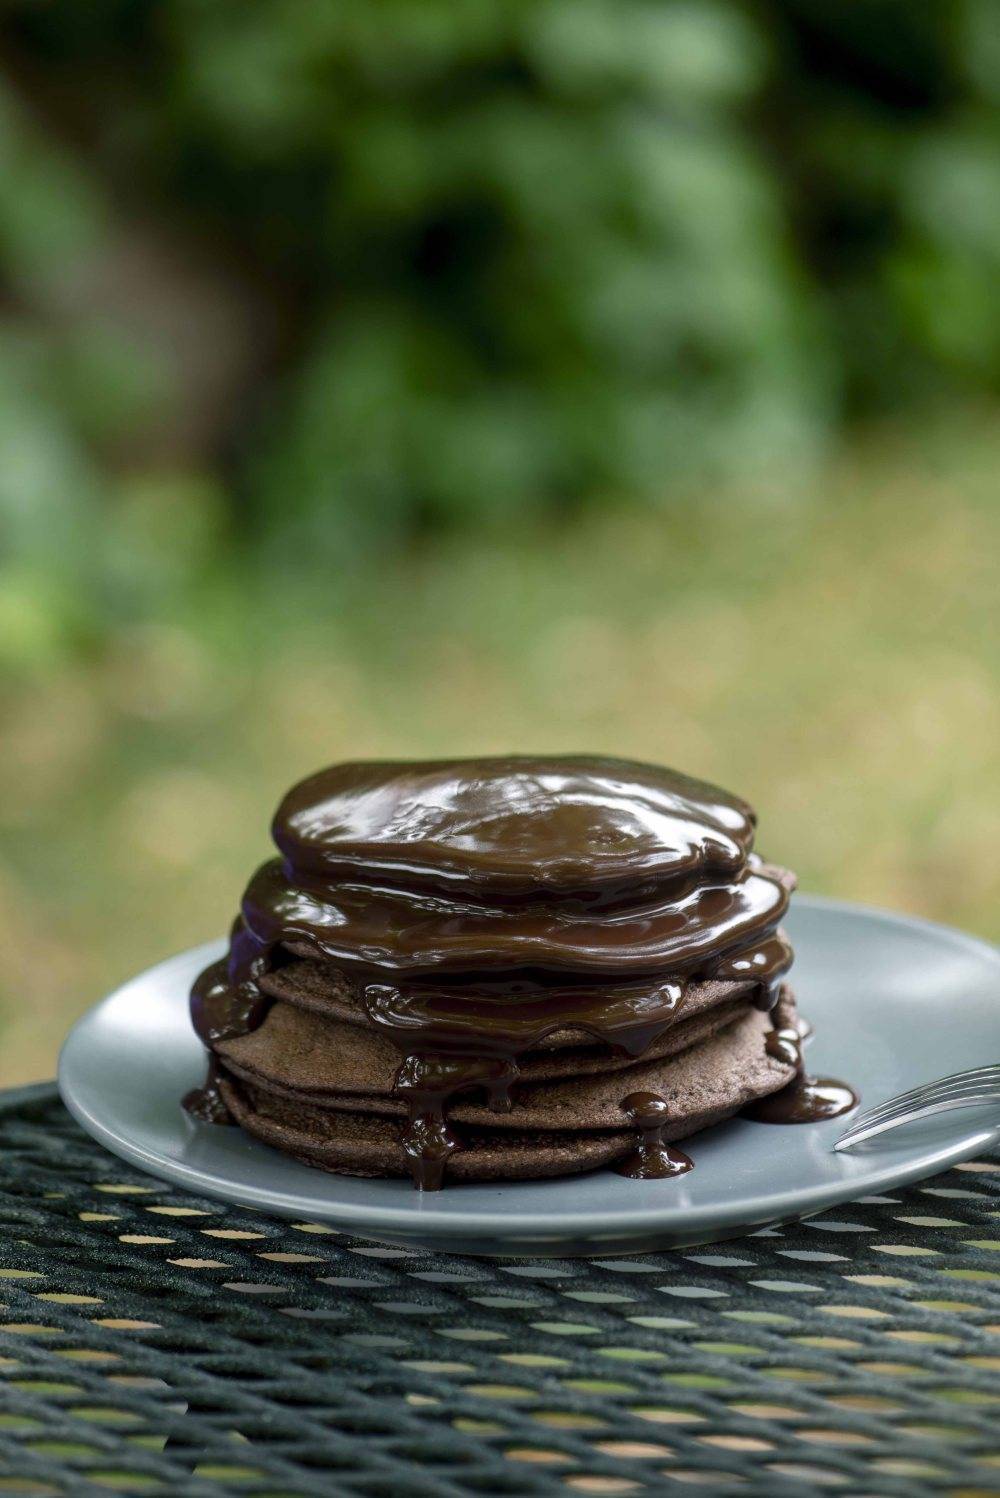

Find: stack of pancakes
187;757;800;1187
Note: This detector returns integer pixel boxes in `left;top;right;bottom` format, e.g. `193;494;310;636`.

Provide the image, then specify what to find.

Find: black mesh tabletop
3;1085;1000;1497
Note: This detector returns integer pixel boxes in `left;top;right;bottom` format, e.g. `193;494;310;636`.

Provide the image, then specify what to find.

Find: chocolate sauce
272;758;757;898
712;933;793;1011
615;1092;693;1180
363;974;687;1062
237;856;788;976
744;1076;858;1124
399;1105;458;1193
185;924;273;1124
185;756;801;1188
189;924;271;1047
765;1026;801;1068
181;1054;234;1124
742;1026;857;1125
394;1053;514;1190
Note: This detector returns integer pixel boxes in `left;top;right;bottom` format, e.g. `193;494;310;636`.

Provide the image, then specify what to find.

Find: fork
834;1065;1000;1151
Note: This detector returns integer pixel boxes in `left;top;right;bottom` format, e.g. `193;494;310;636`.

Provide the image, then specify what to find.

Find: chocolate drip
614;1092;693;1180
742;1026;857;1125
710;932;794;1012
186;756;807;1188
365;975;690;1187
359;942;787;1186
398;1102;459;1192
765;1026;801;1068
364;975;687;1061
182;1054;234;1124
184;923;273;1122
394;1053;514;1190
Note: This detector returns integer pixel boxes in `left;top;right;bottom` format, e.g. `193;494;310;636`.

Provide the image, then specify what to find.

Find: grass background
2;409;997;1084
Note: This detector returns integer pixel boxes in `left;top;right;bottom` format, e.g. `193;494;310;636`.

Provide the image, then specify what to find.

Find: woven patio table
2;1084;1000;1497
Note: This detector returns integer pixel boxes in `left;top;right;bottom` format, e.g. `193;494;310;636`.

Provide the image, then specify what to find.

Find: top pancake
272;755;756;898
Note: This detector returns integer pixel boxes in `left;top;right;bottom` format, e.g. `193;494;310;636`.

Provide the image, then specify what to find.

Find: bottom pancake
216;1000;797;1183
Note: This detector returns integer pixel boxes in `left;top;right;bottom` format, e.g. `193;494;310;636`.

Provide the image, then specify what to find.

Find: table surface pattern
3;1083;1000;1497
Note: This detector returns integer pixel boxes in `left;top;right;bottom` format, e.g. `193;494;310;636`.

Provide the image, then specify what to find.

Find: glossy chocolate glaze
181;1054;233;1124
714;933;794;1011
273;758;757;898
184;922;271;1122
741;1026;857;1125
614;1092;693;1180
237;858;789;976
394;1053;513;1191
363;973;687;1061
185;756;802;1187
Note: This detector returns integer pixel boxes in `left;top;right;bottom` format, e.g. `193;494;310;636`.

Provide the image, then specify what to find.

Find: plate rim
58;895;1000;1242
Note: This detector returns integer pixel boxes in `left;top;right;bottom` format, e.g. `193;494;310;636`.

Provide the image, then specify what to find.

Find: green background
0;0;997;1081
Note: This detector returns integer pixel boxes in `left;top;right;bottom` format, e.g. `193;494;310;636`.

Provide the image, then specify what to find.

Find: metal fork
834;1065;1000;1151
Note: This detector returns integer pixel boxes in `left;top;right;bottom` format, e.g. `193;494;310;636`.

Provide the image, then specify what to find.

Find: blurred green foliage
0;0;998;641
0;4;998;1080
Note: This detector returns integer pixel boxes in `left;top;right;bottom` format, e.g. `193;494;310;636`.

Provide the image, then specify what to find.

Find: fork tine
840;1078;1000;1136
835;1087;1000;1151
837;1068;1000;1129
863;1065;1000;1109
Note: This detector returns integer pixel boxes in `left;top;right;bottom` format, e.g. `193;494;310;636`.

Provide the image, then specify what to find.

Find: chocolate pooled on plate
184;757;854;1189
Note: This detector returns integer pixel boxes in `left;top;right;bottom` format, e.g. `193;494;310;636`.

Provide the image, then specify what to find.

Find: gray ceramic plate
59;896;1000;1257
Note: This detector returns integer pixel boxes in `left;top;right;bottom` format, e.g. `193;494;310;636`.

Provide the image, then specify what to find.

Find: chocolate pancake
217;986;765;1102
256;956;768;1056
216;1000;798;1182
185;756;854;1188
